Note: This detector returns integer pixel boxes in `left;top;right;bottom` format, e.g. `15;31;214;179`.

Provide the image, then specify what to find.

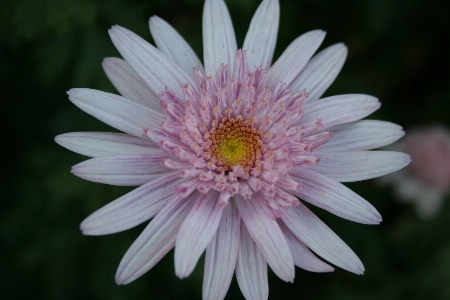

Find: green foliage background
1;0;450;299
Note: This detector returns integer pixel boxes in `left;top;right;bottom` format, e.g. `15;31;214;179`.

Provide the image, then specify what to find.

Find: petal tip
175;267;189;280
149;15;161;23
101;57;113;66
370;211;383;225
309;29;326;38
325;266;335;272
108;25;124;37
67;88;78;96
79;224;90;235
405;154;412;164
115;276;126;286
54;134;62;143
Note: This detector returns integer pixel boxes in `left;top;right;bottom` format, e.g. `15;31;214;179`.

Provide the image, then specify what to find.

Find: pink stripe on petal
109;25;195;98
297;94;380;129
305;151;411;182
266;30;325;88
290;43;347;102
235;223;269;300
102;57;161;110
203;0;237;76
243;0;280;69
71;154;172;186
175;191;224;279
289;169;382;224
80;172;181;235
55;132;160;157
277;220;334;273
67;88;164;138
235;194;295;282
319;120;405;151
280;203;365;275
149;16;204;75
203;201;240;300
115;192;198;285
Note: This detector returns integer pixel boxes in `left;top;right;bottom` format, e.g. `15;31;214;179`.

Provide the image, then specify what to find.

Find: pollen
204;115;263;172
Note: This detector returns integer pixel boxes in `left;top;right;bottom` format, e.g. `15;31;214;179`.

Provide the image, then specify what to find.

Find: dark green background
2;0;450;299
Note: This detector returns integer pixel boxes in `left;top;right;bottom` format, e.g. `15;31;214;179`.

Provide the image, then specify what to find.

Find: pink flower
380;125;450;219
55;0;410;298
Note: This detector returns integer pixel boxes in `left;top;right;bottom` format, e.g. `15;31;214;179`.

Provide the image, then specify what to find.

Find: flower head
56;0;410;298
380;125;450;219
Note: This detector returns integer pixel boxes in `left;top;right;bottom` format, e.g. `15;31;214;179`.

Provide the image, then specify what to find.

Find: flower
55;0;410;298
380;125;450;219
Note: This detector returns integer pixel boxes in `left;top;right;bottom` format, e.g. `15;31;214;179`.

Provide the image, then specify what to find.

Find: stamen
203;114;263;172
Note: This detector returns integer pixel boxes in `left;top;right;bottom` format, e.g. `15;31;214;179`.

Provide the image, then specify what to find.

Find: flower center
204;114;263;173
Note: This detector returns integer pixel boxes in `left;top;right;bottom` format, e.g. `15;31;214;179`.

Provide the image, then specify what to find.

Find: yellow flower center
204;114;263;172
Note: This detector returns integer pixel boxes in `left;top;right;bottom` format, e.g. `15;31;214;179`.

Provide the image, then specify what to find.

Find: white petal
149;16;204;76
55;132;161;157
266;30;325;88
109;25;195;98
319;120;405;151
203;201;240;300
102;57;161;110
290;43;347;101
243;0;280;69
280;203;365;274
202;0;237;76
115;192;197;285
67;88;164;138
305;151;411;182
235;194;295;282
297;94;380;129
235;223;268;300
277;220;334;273
175;191;224;279
71;154;171;186
80;172;181;235
289;169;382;224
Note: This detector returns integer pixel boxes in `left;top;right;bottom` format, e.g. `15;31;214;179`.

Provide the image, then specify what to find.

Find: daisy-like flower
380;125;450;219
56;0;410;299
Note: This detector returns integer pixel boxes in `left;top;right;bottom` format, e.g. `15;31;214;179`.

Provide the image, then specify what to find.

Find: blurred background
2;0;450;299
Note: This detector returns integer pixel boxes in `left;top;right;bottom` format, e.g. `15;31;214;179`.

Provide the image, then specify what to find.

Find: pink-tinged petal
297;94;380;129
266;30;325;88
202;0;237;76
235;223;268;300
290;43;347;102
55;132;161;157
280;203;365;275
277;220;334;273
115;192;197;285
109;25;195;98
289;169;382;224
71;154;172;186
102;57;160;110
175;191;224;279
243;0;280;69
149;16;204;76
67;88;164;138
235;194;295;282
80;172;181;235
319;120;405;151
203;201;240;300
305;151;411;182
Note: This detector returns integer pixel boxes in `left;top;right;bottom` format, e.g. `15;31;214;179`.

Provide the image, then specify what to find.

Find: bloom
380;125;450;219
56;0;410;298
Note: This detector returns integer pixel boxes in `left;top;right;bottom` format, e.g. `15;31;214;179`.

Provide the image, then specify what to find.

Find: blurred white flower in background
381;125;450;219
